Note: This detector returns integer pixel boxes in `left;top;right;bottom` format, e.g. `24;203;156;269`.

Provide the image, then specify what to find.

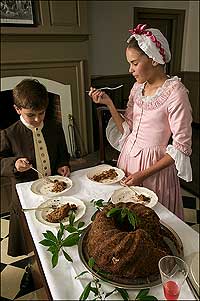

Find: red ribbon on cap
129;24;166;63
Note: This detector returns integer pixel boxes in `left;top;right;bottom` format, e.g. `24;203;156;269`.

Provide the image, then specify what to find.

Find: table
16;166;199;300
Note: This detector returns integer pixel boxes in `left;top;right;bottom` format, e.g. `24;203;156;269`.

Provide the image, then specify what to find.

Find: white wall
88;1;199;75
183;1;199;71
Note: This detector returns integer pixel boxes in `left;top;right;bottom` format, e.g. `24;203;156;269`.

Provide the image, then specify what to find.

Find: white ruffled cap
127;28;171;65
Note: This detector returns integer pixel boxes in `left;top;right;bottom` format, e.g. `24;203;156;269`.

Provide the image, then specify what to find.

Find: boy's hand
15;158;32;172
57;166;70;177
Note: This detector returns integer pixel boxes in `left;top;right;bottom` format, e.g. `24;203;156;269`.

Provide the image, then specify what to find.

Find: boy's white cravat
20;116;51;178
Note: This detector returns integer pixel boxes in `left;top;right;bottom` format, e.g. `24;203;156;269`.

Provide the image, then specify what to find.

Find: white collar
20;115;44;131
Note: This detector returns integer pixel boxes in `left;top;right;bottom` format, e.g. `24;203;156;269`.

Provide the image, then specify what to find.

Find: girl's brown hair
13;79;49;110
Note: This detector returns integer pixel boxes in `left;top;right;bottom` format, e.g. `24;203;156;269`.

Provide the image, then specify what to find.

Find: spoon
30;167;54;183
120;182;139;196
22;205;58;212
86;84;123;93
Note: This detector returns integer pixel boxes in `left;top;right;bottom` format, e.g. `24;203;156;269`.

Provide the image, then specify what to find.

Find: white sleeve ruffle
166;144;192;182
106;116;131;151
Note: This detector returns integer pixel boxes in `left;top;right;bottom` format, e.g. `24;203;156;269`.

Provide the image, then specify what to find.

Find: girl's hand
88;87;113;106
121;171;146;186
57;166;70;177
15;158;32;172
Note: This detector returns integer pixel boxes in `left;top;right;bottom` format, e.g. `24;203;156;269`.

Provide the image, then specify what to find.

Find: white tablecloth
16;166;199;300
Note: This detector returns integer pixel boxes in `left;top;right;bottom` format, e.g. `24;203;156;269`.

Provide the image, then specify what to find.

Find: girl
89;24;192;219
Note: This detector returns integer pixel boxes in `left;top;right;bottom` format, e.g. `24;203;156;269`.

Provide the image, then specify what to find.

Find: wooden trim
92;74;132;80
1;33;89;42
177;71;200;124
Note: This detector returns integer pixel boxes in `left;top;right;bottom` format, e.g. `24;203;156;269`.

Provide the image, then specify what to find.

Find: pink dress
107;77;192;219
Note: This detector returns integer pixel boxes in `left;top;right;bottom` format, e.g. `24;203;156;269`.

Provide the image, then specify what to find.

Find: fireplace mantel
1;59;92;155
1;76;74;156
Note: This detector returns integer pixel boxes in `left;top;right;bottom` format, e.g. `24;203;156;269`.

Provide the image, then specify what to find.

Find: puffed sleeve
166;145;192;181
106;84;137;151
166;83;192;181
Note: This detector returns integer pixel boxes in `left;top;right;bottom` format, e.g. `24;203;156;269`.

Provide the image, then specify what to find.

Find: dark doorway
134;7;185;75
0;90;61;130
0;90;19;130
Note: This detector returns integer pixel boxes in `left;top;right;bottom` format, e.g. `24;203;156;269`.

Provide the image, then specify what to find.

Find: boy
0;79;70;256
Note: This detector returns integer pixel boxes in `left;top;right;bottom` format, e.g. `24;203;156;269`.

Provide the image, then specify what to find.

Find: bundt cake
84;202;172;283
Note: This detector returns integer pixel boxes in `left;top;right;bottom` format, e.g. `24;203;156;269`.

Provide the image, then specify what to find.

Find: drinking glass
158;255;189;300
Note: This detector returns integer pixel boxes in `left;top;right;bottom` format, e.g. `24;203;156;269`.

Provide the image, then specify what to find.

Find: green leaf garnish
62;233;80;247
65;225;78;233
39;239;55;246
105;289;116;298
52;251;59;268
106;207;139;230
62;250;73;262
136;288;150;299
57;223;65;241
90;286;98;295
75;271;89;279
121;207;128;219
127;210;137;228
116;287;129;300
79;282;91;300
43;230;57;242
39;213;85;267
69;211;76;225
139;296;158;300
78;221;85;229
47;244;58;254
106;207;121;217
88;257;95;269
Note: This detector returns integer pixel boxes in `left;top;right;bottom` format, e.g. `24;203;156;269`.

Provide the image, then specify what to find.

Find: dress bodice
124;76;192;156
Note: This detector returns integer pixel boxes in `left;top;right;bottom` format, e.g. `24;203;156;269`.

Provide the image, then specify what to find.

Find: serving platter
31;175;72;197
189;252;200;295
78;222;183;289
35;196;86;227
111;186;158;208
86;165;125;184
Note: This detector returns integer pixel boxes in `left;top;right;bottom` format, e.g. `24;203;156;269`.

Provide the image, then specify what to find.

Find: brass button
41;153;45;157
43;160;46;163
37;133;40;137
44;166;47;170
38;140;42;143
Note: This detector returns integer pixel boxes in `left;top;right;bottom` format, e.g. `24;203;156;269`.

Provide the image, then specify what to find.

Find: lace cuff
106;117;130;151
166;144;192;182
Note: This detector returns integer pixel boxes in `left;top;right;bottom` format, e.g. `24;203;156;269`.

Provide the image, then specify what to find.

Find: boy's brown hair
13;79;49;110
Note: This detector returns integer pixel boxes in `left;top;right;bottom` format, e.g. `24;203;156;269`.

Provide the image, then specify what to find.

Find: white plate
31;175;72;197
111;186;158;208
189;252;199;293
35;196;86;227
87;165;125;184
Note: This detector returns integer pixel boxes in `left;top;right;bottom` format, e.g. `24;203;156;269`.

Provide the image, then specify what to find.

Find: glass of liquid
158;255;189;300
